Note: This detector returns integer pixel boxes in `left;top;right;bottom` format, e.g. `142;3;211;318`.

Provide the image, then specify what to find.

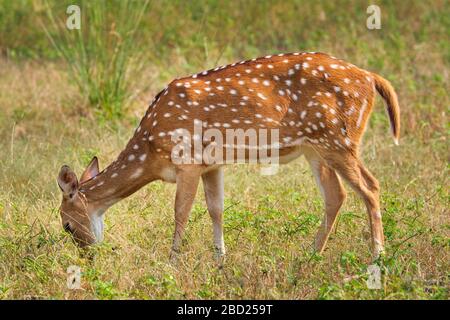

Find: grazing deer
57;52;400;262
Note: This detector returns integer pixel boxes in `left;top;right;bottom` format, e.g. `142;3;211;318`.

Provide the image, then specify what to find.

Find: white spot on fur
129;167;144;180
357;99;368;127
139;154;147;162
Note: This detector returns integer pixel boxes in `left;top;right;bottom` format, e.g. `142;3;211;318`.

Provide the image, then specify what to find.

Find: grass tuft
43;0;149;120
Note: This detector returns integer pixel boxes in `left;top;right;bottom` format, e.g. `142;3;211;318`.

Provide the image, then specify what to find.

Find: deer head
57;157;105;247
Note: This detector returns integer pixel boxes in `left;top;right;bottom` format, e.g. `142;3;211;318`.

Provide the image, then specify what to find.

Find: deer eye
64;223;73;233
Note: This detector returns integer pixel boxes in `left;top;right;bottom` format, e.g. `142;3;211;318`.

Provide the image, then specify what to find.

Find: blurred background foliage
0;0;448;121
1;0;448;63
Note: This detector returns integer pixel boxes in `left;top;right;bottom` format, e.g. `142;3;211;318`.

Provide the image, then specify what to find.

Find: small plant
94;280;119;300
44;0;149;120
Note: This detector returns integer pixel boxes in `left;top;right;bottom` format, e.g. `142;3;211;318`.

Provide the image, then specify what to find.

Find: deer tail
371;72;401;145
372;73;400;145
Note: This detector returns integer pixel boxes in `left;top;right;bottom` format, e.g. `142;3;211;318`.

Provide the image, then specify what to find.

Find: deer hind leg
202;167;226;265
326;153;384;260
306;152;347;254
170;166;202;261
358;163;384;249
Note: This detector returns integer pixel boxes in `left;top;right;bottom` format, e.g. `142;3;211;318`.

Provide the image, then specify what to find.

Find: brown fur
57;51;400;261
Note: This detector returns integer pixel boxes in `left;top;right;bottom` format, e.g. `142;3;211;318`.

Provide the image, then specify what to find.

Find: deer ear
57;165;79;198
80;156;99;183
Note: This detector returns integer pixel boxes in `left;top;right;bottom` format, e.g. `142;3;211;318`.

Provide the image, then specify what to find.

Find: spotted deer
57;52;400;262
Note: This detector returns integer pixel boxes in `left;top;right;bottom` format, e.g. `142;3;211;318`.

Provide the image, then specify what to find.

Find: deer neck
79;140;160;210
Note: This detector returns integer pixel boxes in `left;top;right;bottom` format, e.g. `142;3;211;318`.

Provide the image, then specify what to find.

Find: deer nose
64;222;73;233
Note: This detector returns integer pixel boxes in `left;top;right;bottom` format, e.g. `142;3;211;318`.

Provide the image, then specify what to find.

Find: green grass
0;0;448;299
